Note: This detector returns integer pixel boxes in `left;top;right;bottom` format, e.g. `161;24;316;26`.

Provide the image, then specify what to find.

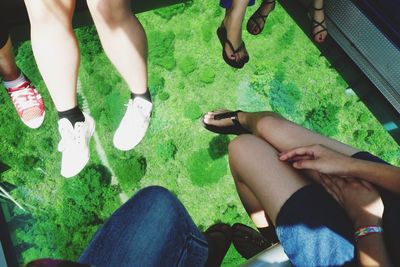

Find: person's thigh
255;112;359;156
24;0;76;24
78;186;208;267
229;134;311;224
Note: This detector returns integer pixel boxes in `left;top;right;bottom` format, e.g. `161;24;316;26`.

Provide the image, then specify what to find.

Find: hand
320;176;384;229
279;144;355;176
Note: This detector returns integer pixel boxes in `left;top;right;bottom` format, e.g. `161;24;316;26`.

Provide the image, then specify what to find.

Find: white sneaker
113;97;152;151
57;112;95;178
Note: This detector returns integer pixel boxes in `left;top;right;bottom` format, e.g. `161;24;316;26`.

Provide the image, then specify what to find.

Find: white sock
3;72;27;90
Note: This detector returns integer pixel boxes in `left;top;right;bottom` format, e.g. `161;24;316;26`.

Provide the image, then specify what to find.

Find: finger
288;155;315;162
320;178;341;204
292;159;318;170
323;175;344;203
360;180;375;191
279;146;314;161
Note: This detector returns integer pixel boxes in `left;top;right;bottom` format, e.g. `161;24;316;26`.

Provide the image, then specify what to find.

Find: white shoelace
9;86;41;112
58;124;84;152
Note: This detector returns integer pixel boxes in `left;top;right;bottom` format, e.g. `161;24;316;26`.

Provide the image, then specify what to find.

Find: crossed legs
227;111;359;228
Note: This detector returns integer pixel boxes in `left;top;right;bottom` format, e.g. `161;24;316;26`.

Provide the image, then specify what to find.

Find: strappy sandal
310;6;328;43
246;0;275;35
202;110;251;135
232;223;278;259
217;25;249;69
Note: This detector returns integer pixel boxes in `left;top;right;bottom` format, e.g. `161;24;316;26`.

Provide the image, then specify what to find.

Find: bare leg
223;0;249;61
229;134;311;225
87;0;147;94
24;0;78;112
204;110;358;155
238;111;358;155
0;37;20;81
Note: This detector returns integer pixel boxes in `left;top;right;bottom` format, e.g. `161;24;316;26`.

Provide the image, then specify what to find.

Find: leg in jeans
24;0;78;112
78;186;208;267
87;0;147;95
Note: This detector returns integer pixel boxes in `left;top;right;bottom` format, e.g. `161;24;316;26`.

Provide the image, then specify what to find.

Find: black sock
257;226;279;244
130;90;152;102
58;106;85;126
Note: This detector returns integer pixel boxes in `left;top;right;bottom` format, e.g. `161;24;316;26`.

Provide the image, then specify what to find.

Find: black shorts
275;151;400;266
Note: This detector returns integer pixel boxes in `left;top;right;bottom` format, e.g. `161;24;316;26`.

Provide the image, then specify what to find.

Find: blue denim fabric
276;184;356;267
78;186;208;267
220;0;255;9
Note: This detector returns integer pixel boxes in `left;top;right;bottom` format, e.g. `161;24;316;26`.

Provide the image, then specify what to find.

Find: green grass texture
0;1;399;266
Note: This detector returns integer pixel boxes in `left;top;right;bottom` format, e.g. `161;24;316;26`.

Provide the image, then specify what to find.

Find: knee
136;186;178;207
228;134;254;156
24;0;72;26
88;0;129;26
255;113;283;138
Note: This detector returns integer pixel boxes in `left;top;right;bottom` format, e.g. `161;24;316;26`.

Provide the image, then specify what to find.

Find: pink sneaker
7;81;45;129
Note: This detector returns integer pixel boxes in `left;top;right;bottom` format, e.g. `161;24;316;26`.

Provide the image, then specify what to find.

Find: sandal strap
214;110;249;132
225;38;246;55
311;18;326;29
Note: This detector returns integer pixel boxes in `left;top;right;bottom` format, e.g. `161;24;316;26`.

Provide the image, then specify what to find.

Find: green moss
187;150;227;186
305;104;340;136
148;31;176;70
208;135;230;159
154;3;187;20
199;68;215;84
178;56;197;75
157;140;177;162
184;103;202;120
159;91;170;101
114;152;147;193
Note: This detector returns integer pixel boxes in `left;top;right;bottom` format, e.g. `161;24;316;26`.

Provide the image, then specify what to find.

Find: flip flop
217;25;249;69
202;110;251;135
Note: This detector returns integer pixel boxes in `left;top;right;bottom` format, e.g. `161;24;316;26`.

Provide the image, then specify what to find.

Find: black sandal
202;110;251;135
232;223;278;259
246;0;275;35
310;6;328;42
217;26;249;69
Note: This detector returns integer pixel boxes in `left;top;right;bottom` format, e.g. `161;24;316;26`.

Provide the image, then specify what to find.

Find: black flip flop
232;223;277;259
217;26;249;69
246;0;275;35
202;110;251;135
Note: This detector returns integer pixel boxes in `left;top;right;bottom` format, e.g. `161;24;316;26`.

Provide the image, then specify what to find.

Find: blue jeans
220;0;255;9
78;186;208;267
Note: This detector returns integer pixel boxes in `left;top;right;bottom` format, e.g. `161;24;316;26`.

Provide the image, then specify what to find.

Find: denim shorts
275;152;400;267
220;0;256;9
